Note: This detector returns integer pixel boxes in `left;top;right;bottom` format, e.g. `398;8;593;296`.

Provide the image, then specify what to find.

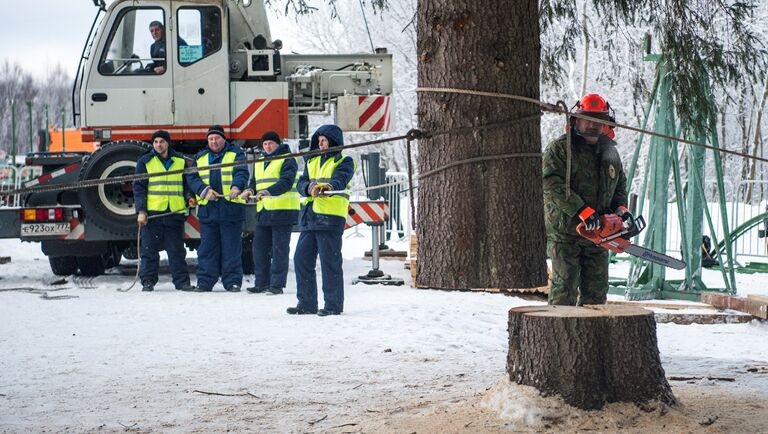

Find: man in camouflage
542;93;629;305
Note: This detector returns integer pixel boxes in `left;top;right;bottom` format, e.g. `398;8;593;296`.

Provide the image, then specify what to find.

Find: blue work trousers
196;219;244;289
293;229;344;312
139;216;189;288
252;224;292;289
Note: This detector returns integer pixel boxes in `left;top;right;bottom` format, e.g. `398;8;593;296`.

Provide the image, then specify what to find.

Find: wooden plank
653;312;753;325
607;300;718;311
747;294;768;303
746;296;768;320
699;293;748;312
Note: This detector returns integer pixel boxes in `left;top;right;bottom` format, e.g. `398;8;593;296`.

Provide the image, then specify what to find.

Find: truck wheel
49;256;78;276
77;255;107;277
104;244;122;269
78;140;150;237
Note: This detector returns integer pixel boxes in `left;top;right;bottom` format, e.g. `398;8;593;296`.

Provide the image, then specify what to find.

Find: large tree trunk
416;0;547;290
507;305;677;410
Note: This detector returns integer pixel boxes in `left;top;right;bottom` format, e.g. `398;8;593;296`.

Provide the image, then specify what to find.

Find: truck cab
77;0;393;151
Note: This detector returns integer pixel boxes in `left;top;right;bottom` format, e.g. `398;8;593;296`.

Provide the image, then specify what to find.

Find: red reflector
54;208;64;220
36;209;47;220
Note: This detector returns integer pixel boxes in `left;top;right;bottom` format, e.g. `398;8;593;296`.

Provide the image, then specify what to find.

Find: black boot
286;306;317;315
317;309;341;316
247;286;268;294
141;280;155;292
266;287;284;295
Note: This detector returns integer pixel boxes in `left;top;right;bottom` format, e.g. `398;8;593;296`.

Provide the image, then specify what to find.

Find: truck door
171;2;230;139
84;2;174;127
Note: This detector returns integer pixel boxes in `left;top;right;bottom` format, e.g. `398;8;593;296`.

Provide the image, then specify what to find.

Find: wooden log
747;295;768;320
507;305;676;410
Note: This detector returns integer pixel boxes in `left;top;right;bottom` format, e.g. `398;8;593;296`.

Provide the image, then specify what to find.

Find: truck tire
77;255;107;277
49;256;78;276
78;140;150;237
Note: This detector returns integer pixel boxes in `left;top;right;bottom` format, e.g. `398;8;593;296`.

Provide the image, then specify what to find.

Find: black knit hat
261;130;281;144
207;125;226;140
151;130;171;143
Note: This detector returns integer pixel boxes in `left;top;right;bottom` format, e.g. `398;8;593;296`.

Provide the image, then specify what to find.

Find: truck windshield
98;7;166;75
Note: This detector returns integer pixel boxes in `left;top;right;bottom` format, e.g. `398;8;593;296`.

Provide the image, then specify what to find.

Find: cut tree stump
507;304;677;410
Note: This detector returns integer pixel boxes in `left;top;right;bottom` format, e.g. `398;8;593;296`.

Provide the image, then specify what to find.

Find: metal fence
383;171;411;241
660;180;768;263
0;164;21;207
0;163;42;207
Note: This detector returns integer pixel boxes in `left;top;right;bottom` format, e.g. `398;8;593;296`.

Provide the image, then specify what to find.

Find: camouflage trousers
547;240;609;306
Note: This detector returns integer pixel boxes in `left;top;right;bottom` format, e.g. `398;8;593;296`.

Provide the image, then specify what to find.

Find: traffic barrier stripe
61;218;85;241
25;163;81;188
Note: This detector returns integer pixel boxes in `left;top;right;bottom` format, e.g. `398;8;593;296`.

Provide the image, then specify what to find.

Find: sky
0;0;301;79
0;1;111;78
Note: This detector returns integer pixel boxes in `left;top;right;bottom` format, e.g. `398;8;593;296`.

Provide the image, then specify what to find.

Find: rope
416;86;768;164
0;133;410;197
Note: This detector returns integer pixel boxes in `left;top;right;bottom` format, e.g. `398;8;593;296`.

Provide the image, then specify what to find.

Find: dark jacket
542;130;628;242
133;148;192;221
248;143;299;226
147;37;187;71
296;125;355;232
187;142;249;223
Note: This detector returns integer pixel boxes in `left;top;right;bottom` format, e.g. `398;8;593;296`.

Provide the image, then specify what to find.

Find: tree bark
415;0;547;290
507;305;676;410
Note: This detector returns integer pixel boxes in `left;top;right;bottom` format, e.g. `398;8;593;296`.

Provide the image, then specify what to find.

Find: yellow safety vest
305;154;355;218
254;158;300;212
146;155;186;213
196;151;246;205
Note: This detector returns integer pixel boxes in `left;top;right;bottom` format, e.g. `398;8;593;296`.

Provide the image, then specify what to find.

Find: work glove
137;211;148;226
307;181;317;197
577;206;601;231
616;205;634;223
239;189;253;201
203;187;220;202
228;186;241;200
256;190;271;201
188;197;197;208
311;183;333;197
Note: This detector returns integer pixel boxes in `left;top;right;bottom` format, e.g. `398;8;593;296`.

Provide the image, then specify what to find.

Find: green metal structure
610;55;737;301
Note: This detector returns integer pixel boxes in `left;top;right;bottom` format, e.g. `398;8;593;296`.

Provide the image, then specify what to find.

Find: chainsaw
576;213;686;270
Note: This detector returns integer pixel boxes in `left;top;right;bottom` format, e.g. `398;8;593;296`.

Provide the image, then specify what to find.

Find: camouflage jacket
543;132;628;242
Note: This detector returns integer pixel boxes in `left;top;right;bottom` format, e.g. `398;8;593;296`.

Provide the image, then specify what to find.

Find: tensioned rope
2;87;765;202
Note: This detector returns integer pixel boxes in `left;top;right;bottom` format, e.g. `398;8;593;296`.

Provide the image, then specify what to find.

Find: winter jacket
133;148;192;221
543;130;628;242
296;125;355;232
187;142;249;223
248;143;299;226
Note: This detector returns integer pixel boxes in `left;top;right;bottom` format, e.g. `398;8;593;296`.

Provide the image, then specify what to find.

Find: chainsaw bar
623;244;686;270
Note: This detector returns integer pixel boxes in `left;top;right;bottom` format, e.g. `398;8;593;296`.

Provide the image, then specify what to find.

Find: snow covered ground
1;233;768;432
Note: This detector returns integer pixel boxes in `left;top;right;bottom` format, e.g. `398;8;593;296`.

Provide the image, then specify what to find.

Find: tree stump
507;305;676;410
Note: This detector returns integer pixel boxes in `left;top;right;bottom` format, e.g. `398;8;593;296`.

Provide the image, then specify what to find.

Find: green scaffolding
610;56;737;301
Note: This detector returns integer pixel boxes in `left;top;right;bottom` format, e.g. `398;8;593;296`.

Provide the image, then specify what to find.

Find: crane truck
0;0;394;276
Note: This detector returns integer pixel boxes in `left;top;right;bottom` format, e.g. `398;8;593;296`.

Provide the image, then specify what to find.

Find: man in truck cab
146;21;186;74
133;130;195;292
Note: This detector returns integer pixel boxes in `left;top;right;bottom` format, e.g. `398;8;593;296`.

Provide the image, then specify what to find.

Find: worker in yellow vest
186;125;249;292
288;125;355;316
132;130;194;292
240;131;299;295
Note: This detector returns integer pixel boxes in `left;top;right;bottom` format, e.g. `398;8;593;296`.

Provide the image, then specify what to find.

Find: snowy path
1;237;768;432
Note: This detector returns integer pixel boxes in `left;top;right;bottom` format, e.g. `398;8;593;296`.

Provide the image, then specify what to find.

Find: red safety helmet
567;93;616;139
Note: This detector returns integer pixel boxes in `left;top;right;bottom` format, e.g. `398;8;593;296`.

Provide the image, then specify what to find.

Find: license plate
20;222;71;237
